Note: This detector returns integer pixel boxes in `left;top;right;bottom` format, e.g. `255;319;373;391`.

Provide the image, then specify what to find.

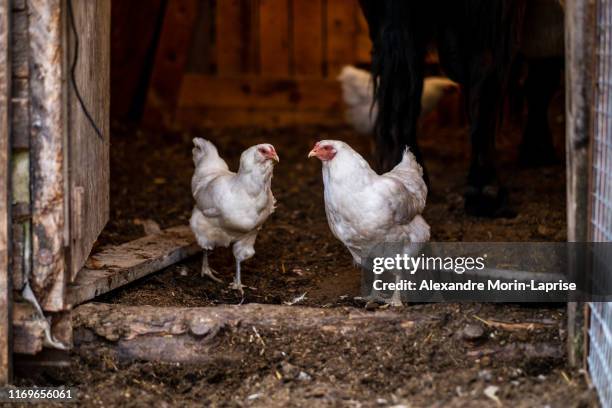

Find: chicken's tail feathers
192;138;228;170
386;147;428;210
397;147;423;177
192;137;216;159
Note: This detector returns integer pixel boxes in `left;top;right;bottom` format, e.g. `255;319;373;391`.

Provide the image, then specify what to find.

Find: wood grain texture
216;0;243;75
73;302;433;363
185;0;215;74
354;6;371;65
67;226;199;306
0;0;12;384
564;0;595;368
176;107;344;127
11;9;28;149
12;303;45;355
28;0;65;311
178;74;342;110
325;0;356;77
259;0;289;76
292;0;323;77
67;0;111;282
142;0;198;127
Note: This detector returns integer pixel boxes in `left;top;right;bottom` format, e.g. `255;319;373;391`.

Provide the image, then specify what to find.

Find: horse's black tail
369;0;432;173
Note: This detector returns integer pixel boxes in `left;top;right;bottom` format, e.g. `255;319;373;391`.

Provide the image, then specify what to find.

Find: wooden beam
73;302;433;363
0;0;12;385
355;5;371;66
564;0;596;368
67;226;199;307
175;106;344;128
215;0;243;75
178;74;342;110
259;0;290;76
325;0;356;77
142;0;198;128
28;0;65;312
292;0;323;77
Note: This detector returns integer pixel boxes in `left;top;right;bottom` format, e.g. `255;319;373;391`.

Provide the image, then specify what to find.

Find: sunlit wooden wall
142;0;371;128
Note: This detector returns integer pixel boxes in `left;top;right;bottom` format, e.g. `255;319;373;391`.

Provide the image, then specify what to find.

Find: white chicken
337;65;459;134
190;138;278;293
308;140;430;305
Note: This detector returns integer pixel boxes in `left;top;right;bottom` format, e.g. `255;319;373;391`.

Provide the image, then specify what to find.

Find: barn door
66;0;110;280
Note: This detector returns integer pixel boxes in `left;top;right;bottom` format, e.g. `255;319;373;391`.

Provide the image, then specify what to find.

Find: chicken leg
201;250;222;283
230;259;244;295
389;274;403;307
230;231;258;294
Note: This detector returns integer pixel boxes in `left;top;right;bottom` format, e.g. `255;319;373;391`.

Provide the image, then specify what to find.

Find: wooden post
28;0;66;312
142;0;198;128
564;0;595;368
0;0;12;385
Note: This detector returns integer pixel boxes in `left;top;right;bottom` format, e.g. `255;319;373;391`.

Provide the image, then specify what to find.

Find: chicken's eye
323;145;331;150
258;147;267;154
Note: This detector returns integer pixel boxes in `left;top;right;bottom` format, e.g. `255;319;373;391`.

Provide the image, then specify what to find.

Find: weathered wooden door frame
564;0;595;368
0;0;13;386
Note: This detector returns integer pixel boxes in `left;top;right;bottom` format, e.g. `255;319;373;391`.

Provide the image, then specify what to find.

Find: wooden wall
0;0;12;385
142;0;371;128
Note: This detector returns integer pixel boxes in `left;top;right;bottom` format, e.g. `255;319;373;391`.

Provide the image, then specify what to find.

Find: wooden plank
142;0;198;127
73;302;433;363
178;74;342;110
11;8;28;79
67;226;199;307
176;107;344;128
28;0;65;311
216;0;243;75
259;0;289;76
0;0;11;385
325;0;356;77
110;0;164;119
185;0;215;74
355;4;371;65
292;0;323;77
12;303;45;355
11;8;29;149
66;0;111;282
564;0;596;368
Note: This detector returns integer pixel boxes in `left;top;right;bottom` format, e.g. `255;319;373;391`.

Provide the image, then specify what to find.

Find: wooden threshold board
67;226;199;307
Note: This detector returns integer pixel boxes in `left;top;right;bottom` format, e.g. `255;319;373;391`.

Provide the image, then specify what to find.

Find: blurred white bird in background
309;140;430;305
337;65;459;134
190;138;278;294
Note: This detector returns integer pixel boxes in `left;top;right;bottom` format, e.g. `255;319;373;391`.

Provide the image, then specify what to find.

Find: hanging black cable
67;0;105;140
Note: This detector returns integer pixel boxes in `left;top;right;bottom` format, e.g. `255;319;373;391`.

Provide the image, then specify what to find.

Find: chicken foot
229;232;257;295
201;250;222;283
229;259;244;295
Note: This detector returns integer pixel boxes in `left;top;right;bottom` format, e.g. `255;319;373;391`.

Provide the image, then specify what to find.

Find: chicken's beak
308;148;317;158
271;153;280;163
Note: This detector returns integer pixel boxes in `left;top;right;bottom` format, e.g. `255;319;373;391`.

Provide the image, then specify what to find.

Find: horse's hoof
464;185;516;218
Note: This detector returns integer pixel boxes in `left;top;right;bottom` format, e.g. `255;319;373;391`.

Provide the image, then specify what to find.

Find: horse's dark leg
519;56;563;166
464;55;511;217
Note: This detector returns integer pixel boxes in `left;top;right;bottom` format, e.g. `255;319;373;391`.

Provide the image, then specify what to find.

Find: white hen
309;140;430;305
337;65;459;134
190;138;278;293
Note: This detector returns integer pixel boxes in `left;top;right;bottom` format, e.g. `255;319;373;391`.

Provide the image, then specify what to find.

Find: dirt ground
14;103;599;407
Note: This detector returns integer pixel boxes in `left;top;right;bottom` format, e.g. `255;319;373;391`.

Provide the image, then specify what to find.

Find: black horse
359;0;560;217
